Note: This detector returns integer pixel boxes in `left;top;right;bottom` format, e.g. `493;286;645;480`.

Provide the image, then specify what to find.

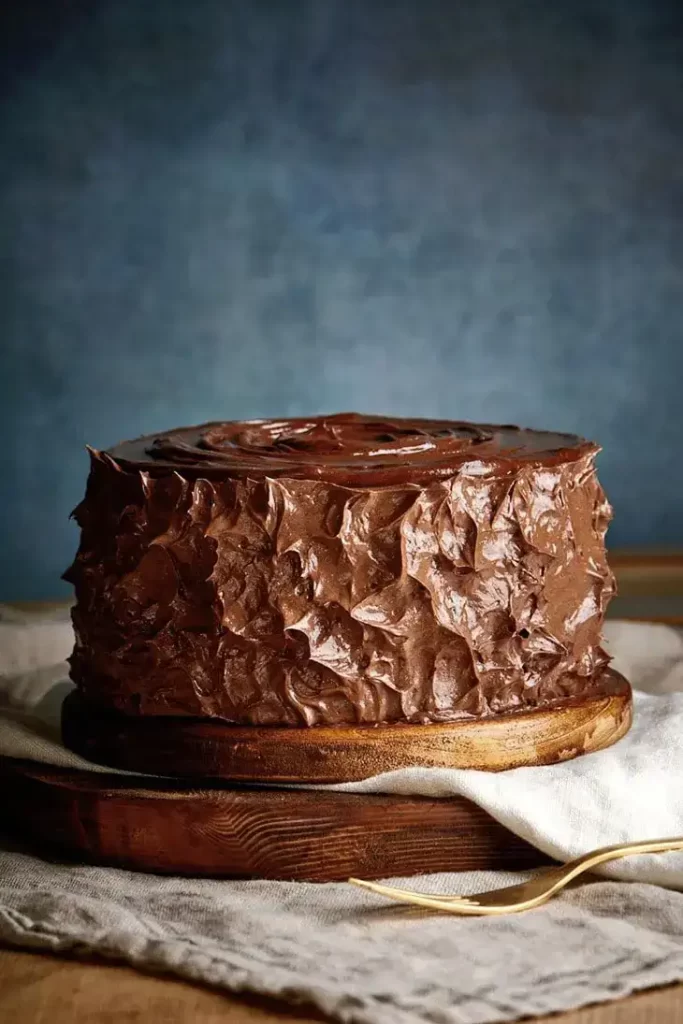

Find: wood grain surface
0;757;547;880
61;678;632;782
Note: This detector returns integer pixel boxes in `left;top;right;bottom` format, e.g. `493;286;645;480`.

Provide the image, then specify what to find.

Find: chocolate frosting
65;414;618;726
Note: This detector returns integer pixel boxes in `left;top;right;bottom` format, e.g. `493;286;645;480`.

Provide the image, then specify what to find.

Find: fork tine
349;881;484;914
349;878;457;899
348;878;473;905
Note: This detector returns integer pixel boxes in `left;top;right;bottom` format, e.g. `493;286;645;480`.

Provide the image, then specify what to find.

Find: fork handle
566;837;683;879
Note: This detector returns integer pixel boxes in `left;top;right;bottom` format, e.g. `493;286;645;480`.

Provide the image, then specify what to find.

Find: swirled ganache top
65;414;622;726
106;414;599;485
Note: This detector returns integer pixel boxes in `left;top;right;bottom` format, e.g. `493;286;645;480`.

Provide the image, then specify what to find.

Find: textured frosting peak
106;413;597;487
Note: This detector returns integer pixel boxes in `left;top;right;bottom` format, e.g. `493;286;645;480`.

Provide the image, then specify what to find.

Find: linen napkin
2;604;683;1024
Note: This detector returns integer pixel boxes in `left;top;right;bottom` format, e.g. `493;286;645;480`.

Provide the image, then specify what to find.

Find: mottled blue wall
2;0;682;599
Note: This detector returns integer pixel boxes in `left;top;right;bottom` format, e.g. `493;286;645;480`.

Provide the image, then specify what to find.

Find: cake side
64;417;617;726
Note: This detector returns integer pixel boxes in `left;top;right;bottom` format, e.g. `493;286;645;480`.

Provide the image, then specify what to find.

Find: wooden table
2;552;683;1023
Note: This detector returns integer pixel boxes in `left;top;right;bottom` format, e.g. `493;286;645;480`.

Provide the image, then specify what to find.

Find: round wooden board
0;756;549;881
62;671;632;783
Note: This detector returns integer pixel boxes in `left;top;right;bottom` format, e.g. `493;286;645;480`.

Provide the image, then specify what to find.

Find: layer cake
64;414;628;742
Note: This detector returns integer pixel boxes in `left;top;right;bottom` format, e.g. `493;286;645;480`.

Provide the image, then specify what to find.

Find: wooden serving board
61;681;632;783
0;756;548;881
6;675;629;881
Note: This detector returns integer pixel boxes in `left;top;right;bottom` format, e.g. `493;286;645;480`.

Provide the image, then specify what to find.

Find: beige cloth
2;606;683;1024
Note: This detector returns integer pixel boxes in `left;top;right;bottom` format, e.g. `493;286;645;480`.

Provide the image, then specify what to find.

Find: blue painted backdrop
2;0;682;599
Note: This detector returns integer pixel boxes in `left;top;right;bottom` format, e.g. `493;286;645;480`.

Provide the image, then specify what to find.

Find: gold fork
349;837;683;916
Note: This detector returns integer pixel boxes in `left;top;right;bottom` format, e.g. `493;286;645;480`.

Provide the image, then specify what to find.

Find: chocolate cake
64;414;630;763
